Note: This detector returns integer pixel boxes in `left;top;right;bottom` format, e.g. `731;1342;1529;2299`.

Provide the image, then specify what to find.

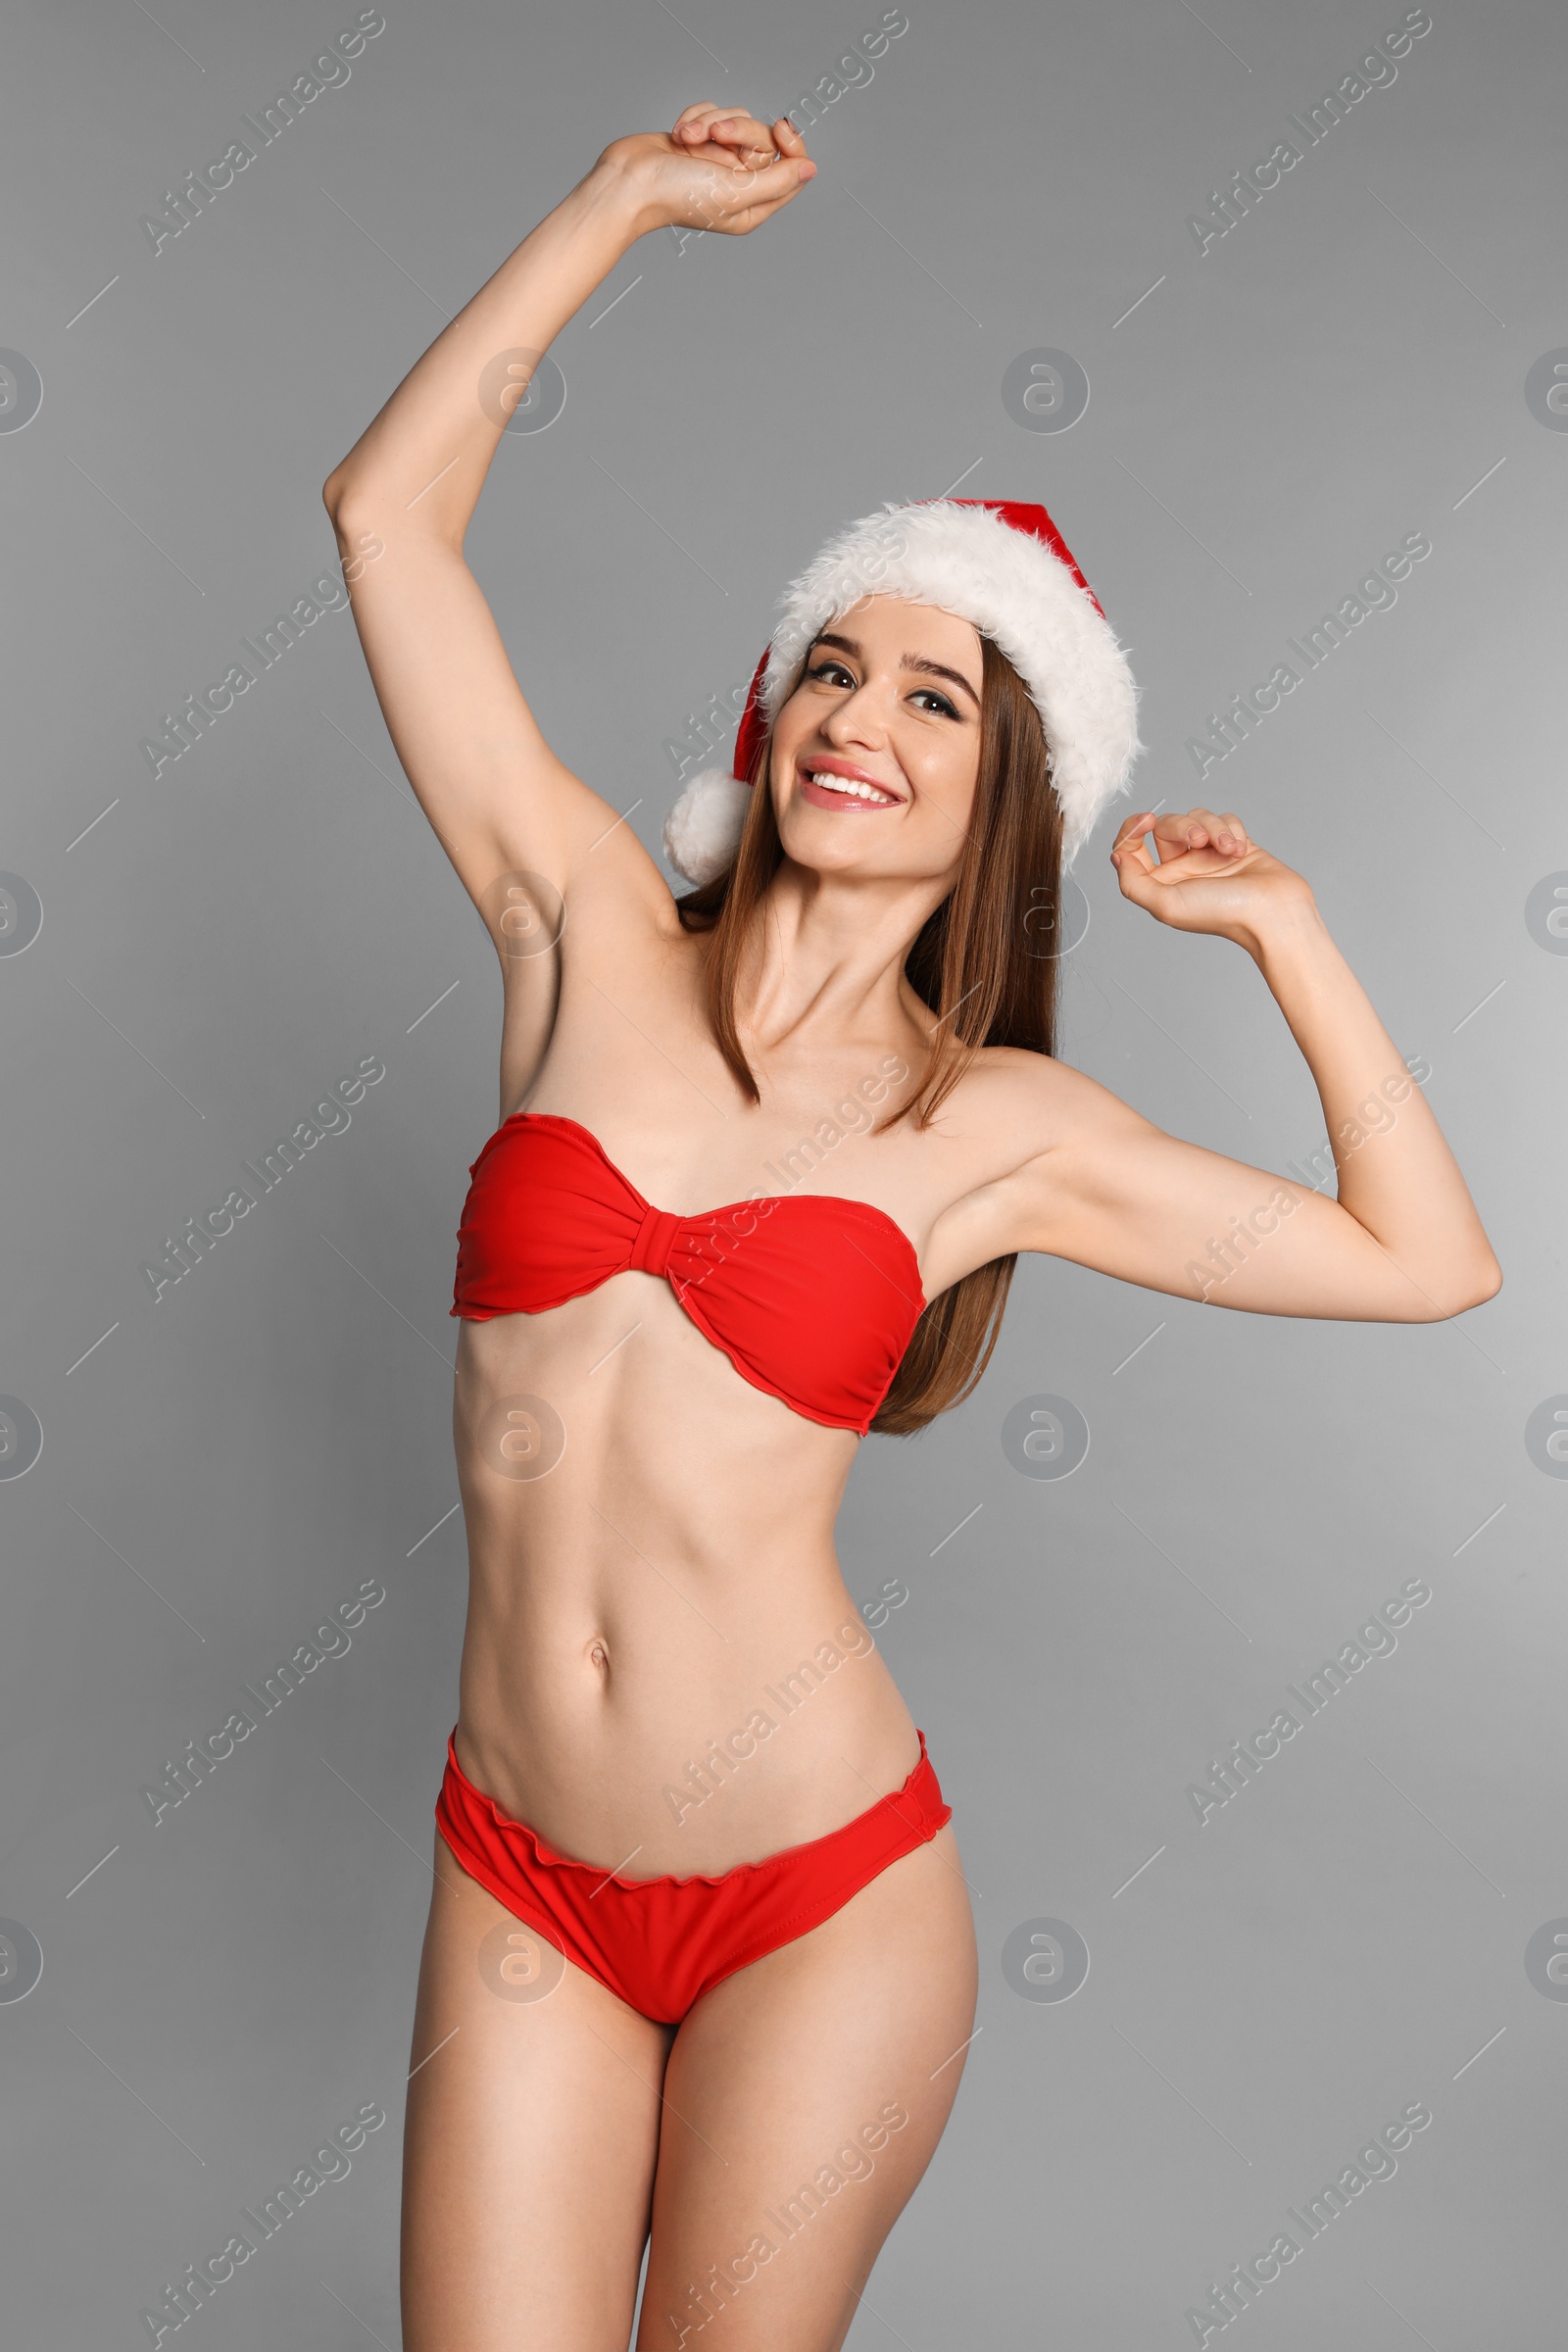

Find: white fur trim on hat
662;499;1142;885
762;501;1140;866
662;765;751;888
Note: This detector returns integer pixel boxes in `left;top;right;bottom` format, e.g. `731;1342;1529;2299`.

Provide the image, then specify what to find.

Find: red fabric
729;495;1100;785
451;1113;924;1436
435;1727;953;2024
731;646;772;793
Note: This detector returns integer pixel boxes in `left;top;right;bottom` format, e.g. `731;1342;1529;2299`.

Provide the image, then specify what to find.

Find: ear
662;767;752;884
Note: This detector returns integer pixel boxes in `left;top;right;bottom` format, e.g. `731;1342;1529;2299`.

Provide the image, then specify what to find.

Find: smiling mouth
798;765;903;809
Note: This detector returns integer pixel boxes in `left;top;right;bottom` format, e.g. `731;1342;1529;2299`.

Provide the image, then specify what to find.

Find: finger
707;110;780;144
1152;808;1229;858
690;147;817;220
702;115;792;171
1110;835;1163;906
674;106;775;159
1110;809;1157;853
671;101;726;133
671;105;758;158
676;129;789;180
1109;821;1158;878
1169;808;1248;855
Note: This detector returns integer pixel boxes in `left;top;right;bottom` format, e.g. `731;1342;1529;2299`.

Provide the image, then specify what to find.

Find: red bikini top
451;1113;926;1435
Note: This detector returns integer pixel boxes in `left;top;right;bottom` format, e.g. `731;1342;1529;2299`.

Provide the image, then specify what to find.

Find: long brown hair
675;633;1064;1435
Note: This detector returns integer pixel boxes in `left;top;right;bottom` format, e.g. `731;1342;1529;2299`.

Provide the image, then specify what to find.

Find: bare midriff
451;1274;925;1883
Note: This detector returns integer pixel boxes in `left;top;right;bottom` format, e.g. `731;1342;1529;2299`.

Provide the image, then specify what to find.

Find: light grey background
2;0;1563;2342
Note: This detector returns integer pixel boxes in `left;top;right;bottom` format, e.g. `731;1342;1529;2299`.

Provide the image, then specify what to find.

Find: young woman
323;103;1500;2352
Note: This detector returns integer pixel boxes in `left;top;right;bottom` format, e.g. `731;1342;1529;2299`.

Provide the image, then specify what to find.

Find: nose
819;673;891;752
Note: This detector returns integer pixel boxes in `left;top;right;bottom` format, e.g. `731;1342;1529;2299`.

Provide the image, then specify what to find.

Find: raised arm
1002;805;1502;1321
321;107;814;923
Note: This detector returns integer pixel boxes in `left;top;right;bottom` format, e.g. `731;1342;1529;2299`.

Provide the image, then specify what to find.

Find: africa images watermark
1283;1054;1431;1193
648;1054;912;1307
756;1056;911;1200
1185;1575;1434;1827
138;1576;387;1826
138;1054;386;1303
780;8;911;138
662;15;909;261
663;2099;913;2345
662;1617;877;1826
663;678;753;784
1183;1057;1430;1303
1184;533;1433;782
1182;2100;1433;2344
138;10;388;257
1185;9;1434;259
136;2098;387;2346
136;538;381;783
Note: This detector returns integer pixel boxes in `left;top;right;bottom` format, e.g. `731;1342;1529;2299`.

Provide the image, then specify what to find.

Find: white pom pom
662;766;752;886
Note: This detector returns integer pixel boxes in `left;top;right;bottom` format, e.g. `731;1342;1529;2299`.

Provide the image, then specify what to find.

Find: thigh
637;1824;979;2352
402;1825;672;2352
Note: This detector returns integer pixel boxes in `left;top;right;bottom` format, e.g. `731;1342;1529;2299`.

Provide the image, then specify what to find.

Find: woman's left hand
1109;807;1316;953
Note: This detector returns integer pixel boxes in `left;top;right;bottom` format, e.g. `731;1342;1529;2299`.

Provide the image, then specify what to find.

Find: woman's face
767;596;984;883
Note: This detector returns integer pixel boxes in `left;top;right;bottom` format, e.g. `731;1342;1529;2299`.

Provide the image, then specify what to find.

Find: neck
737;858;952;1059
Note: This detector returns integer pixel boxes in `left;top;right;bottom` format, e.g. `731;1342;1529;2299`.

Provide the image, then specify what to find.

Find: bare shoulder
934;1043;1153;1168
916;1043;1161;1295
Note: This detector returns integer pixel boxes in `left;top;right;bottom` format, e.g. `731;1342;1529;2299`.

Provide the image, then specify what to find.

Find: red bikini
450;1110;927;1435
438;1110;951;2023
437;1726;952;2025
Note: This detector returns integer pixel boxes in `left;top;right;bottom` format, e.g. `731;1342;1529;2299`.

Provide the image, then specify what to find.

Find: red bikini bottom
435;1726;953;2026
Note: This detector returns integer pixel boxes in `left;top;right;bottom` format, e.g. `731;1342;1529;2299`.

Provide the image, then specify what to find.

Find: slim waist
439;1723;950;1891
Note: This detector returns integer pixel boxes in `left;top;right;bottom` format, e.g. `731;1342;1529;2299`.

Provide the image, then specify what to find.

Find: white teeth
807;770;894;804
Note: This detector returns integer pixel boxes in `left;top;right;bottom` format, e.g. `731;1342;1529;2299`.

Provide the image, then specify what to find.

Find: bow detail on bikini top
451;1113;927;1435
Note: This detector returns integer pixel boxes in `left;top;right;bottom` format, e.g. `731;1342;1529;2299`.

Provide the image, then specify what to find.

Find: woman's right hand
321;100;816;987
598;105;816;240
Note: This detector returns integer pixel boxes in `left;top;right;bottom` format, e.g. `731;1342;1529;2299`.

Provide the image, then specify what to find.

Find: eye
909;687;959;718
807;658;857;687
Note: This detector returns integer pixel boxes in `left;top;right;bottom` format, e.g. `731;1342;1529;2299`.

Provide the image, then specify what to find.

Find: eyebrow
810;630;981;709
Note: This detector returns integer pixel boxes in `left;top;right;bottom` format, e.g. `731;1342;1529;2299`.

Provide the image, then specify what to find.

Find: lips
796;758;904;812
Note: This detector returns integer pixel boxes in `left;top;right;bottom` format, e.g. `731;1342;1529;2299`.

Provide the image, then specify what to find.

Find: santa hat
662;496;1141;887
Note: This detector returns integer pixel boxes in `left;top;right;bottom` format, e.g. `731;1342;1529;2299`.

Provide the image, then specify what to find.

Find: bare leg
637;1826;978;2351
401;1827;673;2351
